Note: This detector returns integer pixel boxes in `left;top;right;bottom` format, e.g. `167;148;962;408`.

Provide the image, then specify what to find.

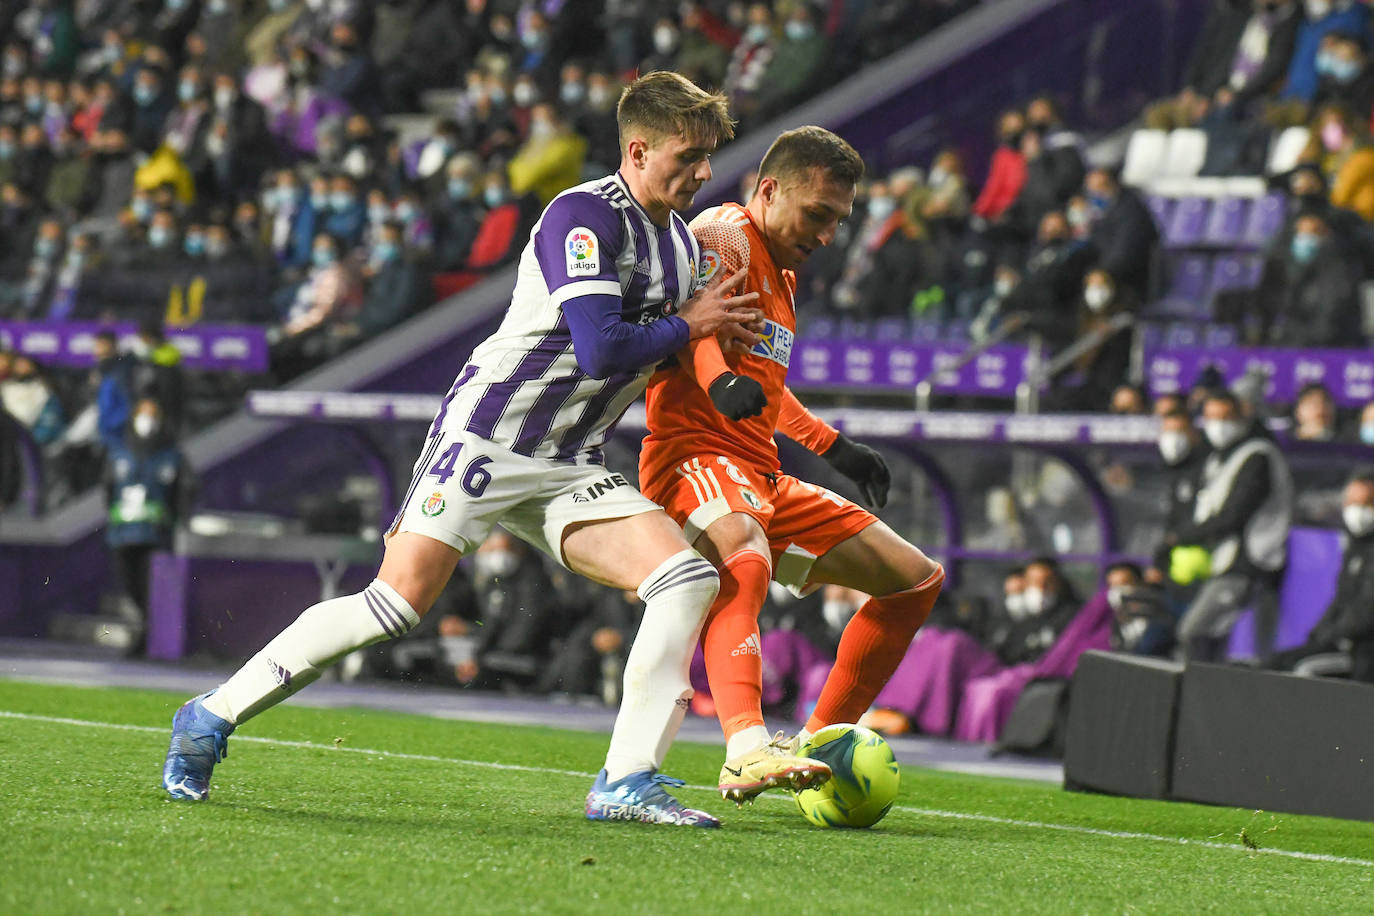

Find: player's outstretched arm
778;387;890;508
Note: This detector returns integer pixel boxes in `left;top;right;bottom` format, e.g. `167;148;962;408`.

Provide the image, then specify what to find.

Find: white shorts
391;428;662;564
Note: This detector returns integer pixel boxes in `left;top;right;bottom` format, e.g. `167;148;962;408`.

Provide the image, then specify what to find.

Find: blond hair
617;71;735;155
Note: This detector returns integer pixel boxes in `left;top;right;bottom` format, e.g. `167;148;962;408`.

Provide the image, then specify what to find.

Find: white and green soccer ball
794;723;900;828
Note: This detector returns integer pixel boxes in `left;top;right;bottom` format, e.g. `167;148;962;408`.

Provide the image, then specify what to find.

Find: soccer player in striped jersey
162;72;763;827
639;127;945;804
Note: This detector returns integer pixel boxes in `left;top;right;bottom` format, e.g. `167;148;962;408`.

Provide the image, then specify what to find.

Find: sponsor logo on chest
749;318;794;368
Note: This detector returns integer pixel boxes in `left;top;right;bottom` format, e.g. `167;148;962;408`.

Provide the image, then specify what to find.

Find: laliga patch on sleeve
697;249;721;286
565;228;600;275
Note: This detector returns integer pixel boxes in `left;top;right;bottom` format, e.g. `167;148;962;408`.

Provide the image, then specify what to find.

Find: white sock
202;579;419;725
602;549;719;782
726;724;771;762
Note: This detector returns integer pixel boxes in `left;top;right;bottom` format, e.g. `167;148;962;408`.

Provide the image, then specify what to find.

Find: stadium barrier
1064;652;1374;822
0;320;270;372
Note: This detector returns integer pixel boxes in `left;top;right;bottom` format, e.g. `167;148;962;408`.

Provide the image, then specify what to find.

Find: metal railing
914;311;1032;411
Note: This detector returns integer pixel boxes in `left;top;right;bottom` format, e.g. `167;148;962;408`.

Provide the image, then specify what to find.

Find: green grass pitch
3;678;1372;914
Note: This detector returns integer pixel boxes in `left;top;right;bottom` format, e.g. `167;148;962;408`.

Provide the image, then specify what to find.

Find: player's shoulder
689;203;752;282
540;175;631;239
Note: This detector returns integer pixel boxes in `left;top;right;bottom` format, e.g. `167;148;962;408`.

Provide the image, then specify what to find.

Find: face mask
396;203;417;224
520;29;544;51
214;87;235;109
1084;284;1112;312
746;23;771;43
208;0;229;14
486;86;507;106
1321;120;1346;151
1067;206;1090;228
513;82;536;107
1316;50;1336;76
1307;0;1332;19
0;141;12;159
866;196;895;221
475;549;519;579
368;203;389;223
206;238;229;259
148;226;171;248
1361;423;1374;445
484;186;504;208
310;191;329;211
1004;592;1028;621
928;167;949;187
25;94;42;114
275;186;299;210
35;238;58;259
1332;58;1362;84
168;0;188;10
1021;585;1052;617
822;599;858;630
183;233;205;255
177;81;196;103
133;414;159;438
1291;231;1320;264
311;247;335;267
3;57;23;78
448;178;471;199
560;81;585;105
784;20;815;41
1158;429;1193;464
131;198;152;222
1344;503;1374;537
1106;587;1125;611
134;83;156;107
993;277;1015;298
371;241;399;264
268;0;290;10
587;85;612;108
1203;417;1246;449
653;27;677;54
529;117;554;140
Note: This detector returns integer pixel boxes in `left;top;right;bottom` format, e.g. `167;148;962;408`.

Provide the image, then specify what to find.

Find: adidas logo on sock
731;634;761;657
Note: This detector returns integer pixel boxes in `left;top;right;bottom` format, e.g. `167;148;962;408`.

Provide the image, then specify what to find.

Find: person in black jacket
1084;168;1158;299
1171;389;1293;660
1258;209;1364;347
988;556;1080;666
1148;405;1211;583
1263;468;1374;681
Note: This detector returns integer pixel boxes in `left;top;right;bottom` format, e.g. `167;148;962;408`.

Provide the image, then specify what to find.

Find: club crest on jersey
739;487;763;510
565;228;599;275
749;318;794;368
420;491;446;517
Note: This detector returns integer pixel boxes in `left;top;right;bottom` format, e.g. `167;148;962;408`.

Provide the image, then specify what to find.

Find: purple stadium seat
1167;253;1212;303
1139;322;1166;349
942;317;972;341
841;318;872;338
1165;197;1211;248
1209;252;1263;294
912;320;942;342
1146;194;1174;229
874;317;909;340
1202;197;1250;246
1163;321;1202;347
1241;192;1287;247
1202;324;1239;347
804;316;837;338
1227;527;1343;658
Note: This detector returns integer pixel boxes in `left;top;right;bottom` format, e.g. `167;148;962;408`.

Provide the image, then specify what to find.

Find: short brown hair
616;71;735;155
757;126;865;189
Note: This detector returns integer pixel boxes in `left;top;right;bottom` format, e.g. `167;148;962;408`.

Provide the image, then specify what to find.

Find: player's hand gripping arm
778;387;890;508
671;313;767;421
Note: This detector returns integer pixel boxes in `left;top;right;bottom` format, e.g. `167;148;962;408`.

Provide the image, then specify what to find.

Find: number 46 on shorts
428;442;493;497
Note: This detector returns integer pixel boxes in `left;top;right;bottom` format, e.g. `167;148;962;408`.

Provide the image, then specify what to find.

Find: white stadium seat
1121;129;1168;187
1267;126;1311;175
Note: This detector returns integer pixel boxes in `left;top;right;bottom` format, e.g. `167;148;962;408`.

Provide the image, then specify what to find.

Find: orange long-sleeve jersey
640;202;838;482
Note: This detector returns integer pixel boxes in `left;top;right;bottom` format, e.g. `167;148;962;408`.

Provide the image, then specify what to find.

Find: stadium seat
1202;324;1240;347
1163;197;1211;248
1201;197;1250;247
1161;254;1212;309
1121;129;1169;187
874;316;910;340
941;317;972;342
1241;192;1287;247
1162;321;1202;347
805;316;838;338
1226;527;1343;658
1160;129;1208;180
1267;126;1311;176
1145;194;1174;230
1209;252;1263;294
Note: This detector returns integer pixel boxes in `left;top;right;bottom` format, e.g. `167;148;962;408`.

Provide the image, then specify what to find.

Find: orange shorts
641;451;877;595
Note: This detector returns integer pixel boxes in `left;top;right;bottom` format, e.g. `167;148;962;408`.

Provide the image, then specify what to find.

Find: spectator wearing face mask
1107;564;1178;657
1353;400;1374;446
1148;405;1211;584
331;220;425;350
320;21;380;116
674;3;732;89
1278;0;1369;108
507;103;586;207
1082;167;1157;299
640;17;684;77
973;109;1030;224
437;530;563;690
724;4;775;114
202;71;271;202
749;5;829;124
46;229;97;320
1018;209;1095;347
1059;268;1136;411
1309;31;1374;116
0;216;64;318
103;395;192;655
15;121;54;192
271;231;363;378
1293;382;1339;441
1299;102;1374;220
105;64;174;154
1263;468;1374;681
989;557;1082;667
1170;388;1293;660
319;173;365;248
266;168;315;270
1259;209;1362;346
0;353;65;446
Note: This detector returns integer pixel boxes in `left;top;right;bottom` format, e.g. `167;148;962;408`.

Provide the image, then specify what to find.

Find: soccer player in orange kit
639;126;946;803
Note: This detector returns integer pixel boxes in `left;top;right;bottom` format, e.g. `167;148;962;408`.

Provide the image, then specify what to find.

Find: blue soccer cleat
585;769;721;827
162;691;234;800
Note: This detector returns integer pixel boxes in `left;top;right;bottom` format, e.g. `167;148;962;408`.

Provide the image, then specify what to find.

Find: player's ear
626;136;649;170
758;176;778;204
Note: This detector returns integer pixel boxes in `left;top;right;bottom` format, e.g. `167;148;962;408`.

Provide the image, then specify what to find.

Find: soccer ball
794;724;900;828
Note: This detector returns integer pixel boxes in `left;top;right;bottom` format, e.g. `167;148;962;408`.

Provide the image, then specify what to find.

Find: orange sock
701;548;772;741
807;565;945;734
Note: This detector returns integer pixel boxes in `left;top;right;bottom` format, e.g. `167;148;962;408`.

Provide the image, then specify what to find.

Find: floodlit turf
2;679;1371;914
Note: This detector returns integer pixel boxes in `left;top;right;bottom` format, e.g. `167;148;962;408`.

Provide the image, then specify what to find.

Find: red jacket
972;147;1027;221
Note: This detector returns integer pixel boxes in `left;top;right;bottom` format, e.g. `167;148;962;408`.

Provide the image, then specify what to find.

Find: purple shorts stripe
362;590;400;638
429;364;478;437
396;434;444;526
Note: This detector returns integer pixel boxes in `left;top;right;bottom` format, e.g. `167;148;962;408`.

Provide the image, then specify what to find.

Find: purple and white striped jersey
432;172;702;463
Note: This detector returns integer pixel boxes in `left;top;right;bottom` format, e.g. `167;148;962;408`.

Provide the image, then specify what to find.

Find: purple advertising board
0;320;269;372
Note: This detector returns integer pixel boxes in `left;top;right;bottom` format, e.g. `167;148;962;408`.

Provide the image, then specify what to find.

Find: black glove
821;433;890;508
708;372;767;420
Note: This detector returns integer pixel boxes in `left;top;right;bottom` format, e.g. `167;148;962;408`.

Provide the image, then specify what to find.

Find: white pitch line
3;709;1371;869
